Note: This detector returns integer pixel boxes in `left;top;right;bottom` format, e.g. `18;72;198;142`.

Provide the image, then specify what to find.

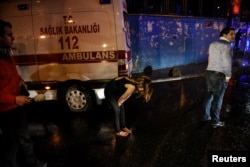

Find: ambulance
0;0;132;112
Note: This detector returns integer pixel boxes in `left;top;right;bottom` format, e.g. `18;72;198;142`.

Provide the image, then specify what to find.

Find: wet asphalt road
27;67;250;167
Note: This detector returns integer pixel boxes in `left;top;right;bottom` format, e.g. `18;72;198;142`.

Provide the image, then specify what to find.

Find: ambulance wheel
62;84;92;113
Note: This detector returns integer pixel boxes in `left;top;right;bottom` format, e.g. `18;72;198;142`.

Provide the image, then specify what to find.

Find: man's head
220;27;236;42
0;20;14;48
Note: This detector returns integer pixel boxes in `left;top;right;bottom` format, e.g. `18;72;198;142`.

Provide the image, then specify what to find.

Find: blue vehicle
128;15;228;77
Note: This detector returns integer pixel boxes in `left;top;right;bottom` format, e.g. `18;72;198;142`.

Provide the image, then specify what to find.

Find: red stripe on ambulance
14;50;130;65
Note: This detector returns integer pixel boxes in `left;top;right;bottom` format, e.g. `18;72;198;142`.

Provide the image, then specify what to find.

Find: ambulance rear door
31;0;119;82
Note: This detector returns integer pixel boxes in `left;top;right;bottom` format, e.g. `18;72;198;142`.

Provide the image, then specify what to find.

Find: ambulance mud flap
60;84;92;113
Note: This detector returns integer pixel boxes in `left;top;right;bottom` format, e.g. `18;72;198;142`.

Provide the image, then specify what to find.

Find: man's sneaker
35;161;47;167
211;121;225;128
201;117;211;122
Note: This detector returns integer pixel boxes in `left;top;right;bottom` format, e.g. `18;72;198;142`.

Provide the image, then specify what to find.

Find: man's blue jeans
203;71;228;123
0;107;39;167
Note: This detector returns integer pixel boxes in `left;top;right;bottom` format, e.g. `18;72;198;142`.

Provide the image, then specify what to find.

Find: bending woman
104;75;153;137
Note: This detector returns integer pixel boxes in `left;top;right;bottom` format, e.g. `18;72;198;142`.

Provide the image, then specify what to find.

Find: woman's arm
118;84;136;106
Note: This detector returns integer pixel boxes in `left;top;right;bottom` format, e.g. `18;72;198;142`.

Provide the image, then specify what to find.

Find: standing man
0;20;47;167
202;27;235;128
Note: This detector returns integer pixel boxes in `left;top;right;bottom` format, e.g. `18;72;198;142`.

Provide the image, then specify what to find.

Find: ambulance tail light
118;50;131;76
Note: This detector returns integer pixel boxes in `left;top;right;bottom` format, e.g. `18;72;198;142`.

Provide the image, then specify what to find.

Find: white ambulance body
0;0;132;112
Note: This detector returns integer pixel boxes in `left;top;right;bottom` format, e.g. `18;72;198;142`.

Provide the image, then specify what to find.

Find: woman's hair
134;75;153;102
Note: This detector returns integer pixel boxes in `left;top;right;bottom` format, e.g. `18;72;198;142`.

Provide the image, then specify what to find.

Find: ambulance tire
61;84;92;113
